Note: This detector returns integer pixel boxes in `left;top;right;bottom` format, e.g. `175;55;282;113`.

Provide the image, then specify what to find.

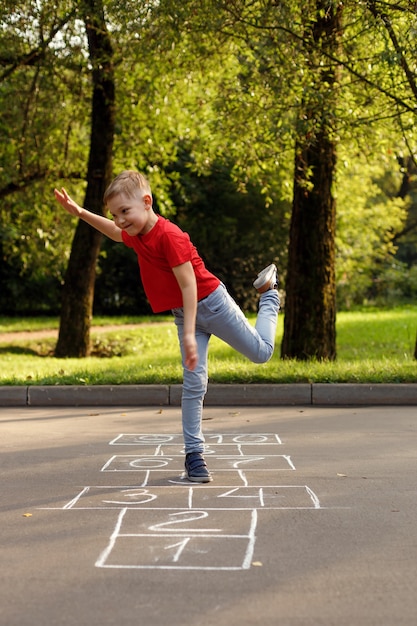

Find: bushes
337;261;417;309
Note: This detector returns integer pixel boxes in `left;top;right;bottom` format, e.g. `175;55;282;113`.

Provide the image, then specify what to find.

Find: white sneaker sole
253;263;277;290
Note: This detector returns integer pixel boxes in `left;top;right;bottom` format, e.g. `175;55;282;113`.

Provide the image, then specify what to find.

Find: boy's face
107;192;154;236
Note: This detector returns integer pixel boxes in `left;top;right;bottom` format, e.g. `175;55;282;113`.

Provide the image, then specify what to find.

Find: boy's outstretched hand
54;186;124;242
54;187;83;217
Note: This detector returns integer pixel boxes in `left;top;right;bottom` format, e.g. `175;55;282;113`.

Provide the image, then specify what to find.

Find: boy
54;170;280;483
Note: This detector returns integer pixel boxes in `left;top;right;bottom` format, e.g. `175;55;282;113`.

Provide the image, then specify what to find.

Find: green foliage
0;183;78;314
93;239;151;315
0;0;417;319
0;1;91;314
368;262;417;306
169;152;289;310
335;148;407;308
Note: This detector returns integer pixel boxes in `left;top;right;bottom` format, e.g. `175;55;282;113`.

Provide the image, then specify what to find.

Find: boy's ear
143;193;153;208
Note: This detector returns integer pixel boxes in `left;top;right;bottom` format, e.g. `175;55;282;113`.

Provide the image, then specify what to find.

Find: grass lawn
0;306;416;385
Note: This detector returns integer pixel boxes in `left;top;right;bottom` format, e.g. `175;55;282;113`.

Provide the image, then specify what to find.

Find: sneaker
253;263;278;293
185;451;213;483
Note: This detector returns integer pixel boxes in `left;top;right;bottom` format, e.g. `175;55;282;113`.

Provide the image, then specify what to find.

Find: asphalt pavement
2;402;417;626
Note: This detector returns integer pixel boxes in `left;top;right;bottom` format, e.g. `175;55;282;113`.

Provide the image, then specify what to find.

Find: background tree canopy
1;0;416;358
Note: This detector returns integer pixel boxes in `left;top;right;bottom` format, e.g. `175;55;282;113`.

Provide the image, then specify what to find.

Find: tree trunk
282;130;337;360
55;0;115;357
281;1;342;361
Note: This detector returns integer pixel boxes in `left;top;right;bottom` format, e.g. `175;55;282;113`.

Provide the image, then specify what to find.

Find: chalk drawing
45;431;325;570
100;454;295;473
94;433;321;569
110;433;282;446
95;508;258;570
62;484;321;511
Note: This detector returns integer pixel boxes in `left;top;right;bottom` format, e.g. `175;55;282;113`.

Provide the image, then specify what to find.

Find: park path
0;323;169;343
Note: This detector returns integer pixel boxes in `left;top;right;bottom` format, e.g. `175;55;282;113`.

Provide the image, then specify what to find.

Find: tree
281;1;342;360
202;1;414;358
55;0;115;357
185;0;342;359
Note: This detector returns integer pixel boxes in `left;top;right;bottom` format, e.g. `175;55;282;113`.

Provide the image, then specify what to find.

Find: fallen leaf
337;473;347;477
252;561;263;567
22;513;32;517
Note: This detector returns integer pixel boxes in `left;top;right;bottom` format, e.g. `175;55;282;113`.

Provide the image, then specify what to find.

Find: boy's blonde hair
104;170;152;204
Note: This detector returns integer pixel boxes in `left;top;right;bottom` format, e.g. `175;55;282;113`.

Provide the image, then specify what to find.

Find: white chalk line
95;508;127;568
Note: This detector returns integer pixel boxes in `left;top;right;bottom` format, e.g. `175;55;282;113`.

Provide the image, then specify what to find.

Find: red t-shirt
121;215;220;312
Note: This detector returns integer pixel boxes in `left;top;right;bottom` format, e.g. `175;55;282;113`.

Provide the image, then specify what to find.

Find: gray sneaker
185;451;213;483
253;263;278;293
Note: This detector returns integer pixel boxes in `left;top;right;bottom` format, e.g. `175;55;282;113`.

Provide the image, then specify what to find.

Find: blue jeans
172;283;280;453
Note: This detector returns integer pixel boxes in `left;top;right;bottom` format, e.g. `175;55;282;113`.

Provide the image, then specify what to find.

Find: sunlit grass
336;306;417;360
0;306;416;385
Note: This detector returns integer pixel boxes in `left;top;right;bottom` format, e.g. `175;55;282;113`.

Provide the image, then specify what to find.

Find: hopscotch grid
109;433;283;445
52;432;327;570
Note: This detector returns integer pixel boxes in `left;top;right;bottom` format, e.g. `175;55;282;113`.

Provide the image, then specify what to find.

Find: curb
0;383;417;407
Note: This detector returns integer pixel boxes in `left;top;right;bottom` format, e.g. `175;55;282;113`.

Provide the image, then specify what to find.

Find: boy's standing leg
173;310;213;482
173;264;279;484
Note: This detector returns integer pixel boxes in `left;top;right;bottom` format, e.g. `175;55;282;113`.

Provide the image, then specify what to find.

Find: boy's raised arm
54;187;123;242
